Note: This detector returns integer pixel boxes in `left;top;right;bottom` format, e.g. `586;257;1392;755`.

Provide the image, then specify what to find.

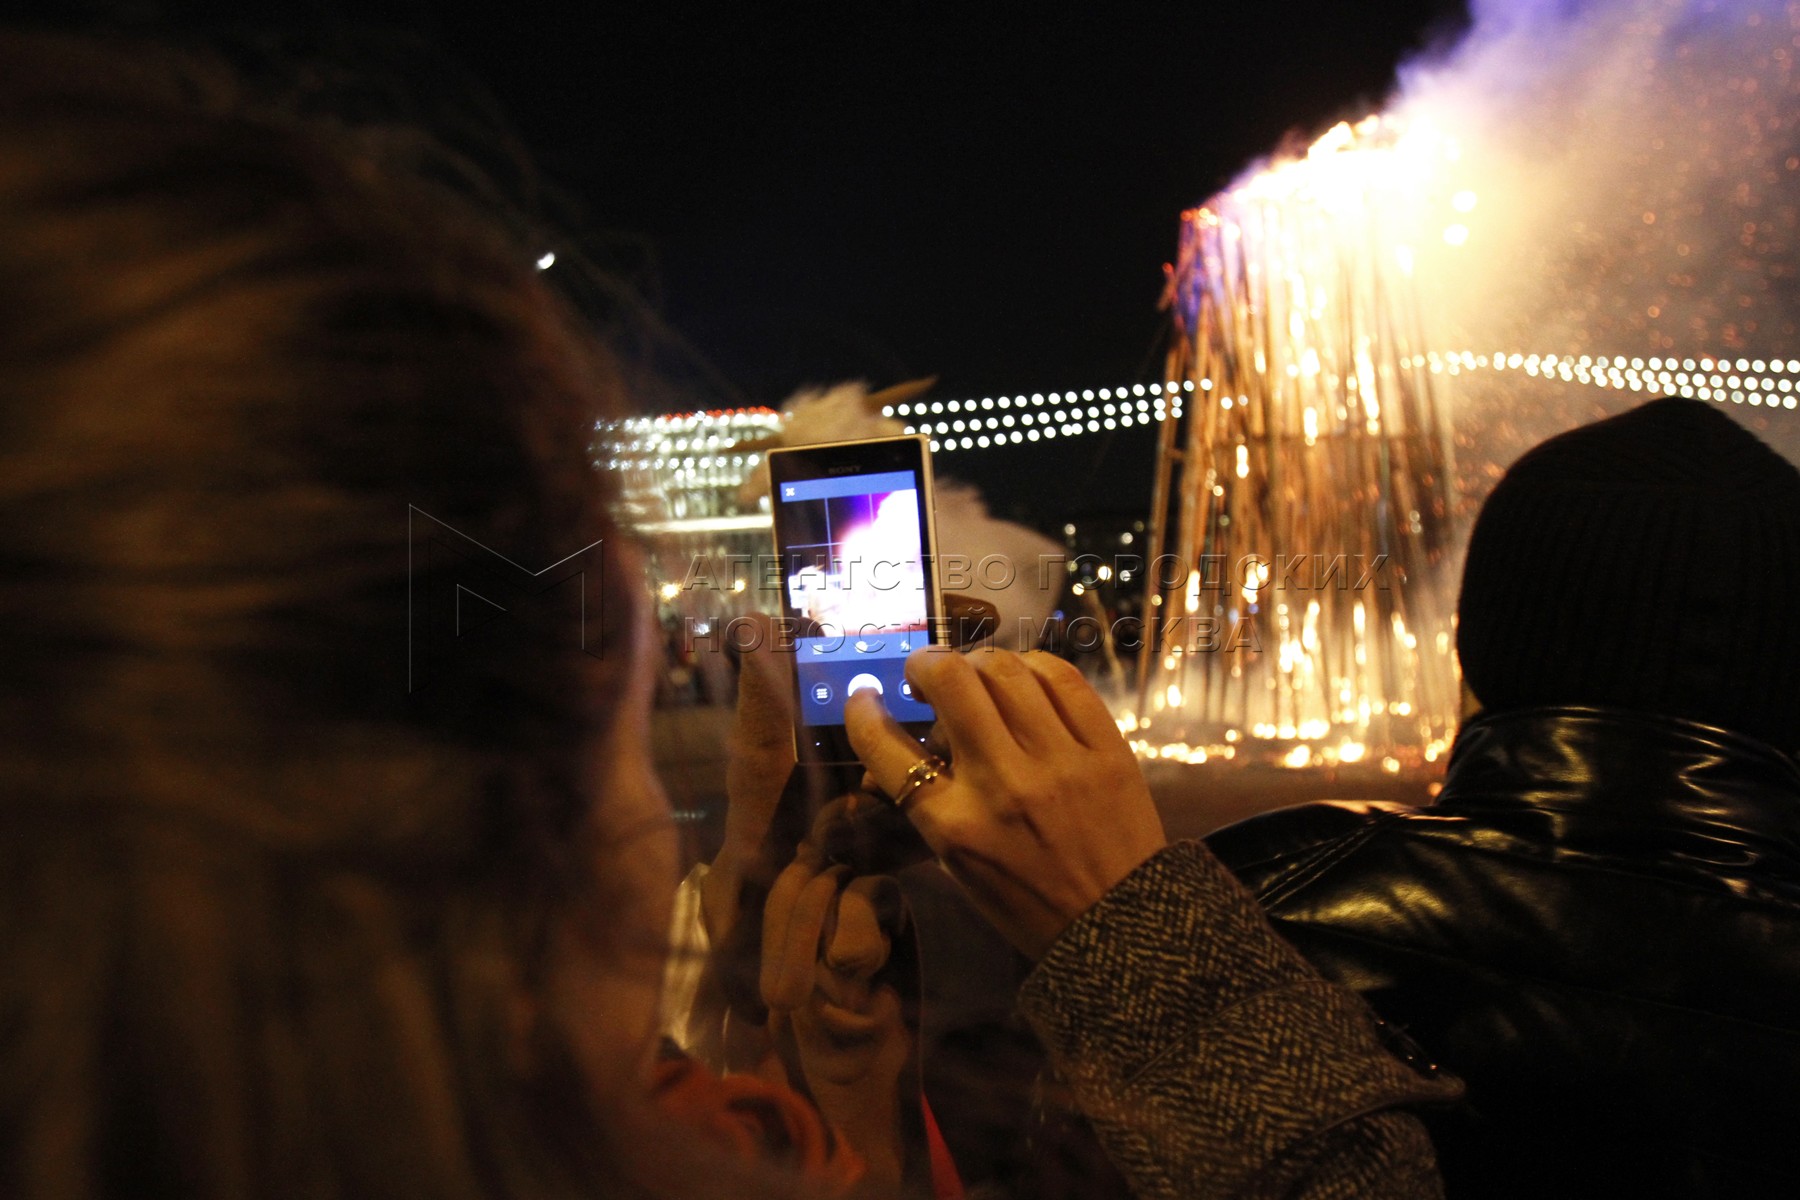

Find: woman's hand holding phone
709;598;1010;943
844;647;1167;960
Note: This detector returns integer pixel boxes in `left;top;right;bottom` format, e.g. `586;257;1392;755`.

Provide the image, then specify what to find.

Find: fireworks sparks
1140;114;1466;766
1134;0;1800;767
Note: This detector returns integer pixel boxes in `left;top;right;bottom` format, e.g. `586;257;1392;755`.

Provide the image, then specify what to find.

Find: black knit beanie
1456;396;1800;753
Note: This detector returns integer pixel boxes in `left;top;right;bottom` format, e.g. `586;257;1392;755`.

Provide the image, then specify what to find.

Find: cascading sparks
1138;116;1470;769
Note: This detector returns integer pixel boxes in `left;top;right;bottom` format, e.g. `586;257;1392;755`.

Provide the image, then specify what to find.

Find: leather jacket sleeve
1016;841;1460;1199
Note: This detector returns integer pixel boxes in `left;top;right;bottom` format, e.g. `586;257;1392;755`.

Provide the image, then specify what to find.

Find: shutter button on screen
847;674;884;697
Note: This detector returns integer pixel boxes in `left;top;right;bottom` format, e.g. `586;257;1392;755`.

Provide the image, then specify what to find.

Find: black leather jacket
1209;706;1800;1200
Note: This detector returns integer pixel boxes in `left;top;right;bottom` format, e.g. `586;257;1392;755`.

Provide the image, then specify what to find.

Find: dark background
28;0;1472;521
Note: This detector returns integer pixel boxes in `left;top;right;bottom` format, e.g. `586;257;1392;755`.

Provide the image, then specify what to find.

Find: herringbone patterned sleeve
1018;840;1460;1199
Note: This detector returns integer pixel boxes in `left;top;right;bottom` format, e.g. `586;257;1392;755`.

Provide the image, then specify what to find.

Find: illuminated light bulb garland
1413;352;1800;410
885;381;1192;452
589;362;1793;471
591;384;1194;466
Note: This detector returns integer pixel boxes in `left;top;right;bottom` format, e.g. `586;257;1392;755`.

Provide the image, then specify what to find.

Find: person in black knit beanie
1207;395;1800;1198
1456;395;1800;753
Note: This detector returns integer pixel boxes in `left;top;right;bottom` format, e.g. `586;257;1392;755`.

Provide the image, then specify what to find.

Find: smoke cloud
1218;0;1800;464
1403;0;1800;458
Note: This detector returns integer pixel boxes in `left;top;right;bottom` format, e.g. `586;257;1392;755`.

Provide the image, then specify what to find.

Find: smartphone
766;434;944;764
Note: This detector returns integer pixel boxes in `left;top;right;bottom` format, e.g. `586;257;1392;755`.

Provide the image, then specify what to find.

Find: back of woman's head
0;30;682;1198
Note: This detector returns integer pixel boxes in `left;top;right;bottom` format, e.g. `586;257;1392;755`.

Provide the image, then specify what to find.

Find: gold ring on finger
889;754;949;808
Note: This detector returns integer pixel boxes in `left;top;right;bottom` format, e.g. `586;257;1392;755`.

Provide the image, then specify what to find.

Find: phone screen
768;438;940;759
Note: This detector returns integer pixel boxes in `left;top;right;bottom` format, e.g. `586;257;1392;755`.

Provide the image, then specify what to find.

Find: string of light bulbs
593;355;1796;472
1412;351;1800;409
889;380;1191;452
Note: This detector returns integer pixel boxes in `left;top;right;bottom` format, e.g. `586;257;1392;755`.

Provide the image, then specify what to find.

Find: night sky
38;1;1473;522
436;5;1469;395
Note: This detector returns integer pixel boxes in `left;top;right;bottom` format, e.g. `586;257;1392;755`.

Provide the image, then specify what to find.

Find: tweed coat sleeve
1016;840;1459;1199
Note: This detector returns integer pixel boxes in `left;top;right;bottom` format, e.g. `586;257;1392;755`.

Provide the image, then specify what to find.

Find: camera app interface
777;469;936;727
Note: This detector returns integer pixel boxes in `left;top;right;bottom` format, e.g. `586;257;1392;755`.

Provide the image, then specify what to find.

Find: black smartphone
766;435;945;764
